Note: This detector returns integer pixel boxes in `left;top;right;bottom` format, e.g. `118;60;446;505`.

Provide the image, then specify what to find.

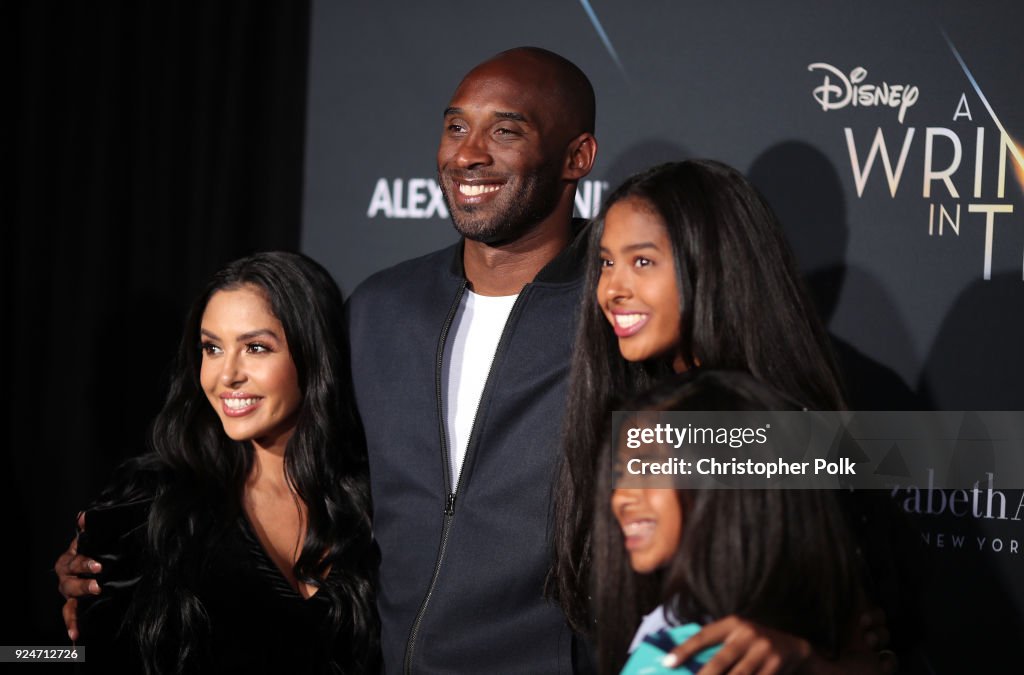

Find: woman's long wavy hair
592;371;863;674
92;252;378;674
549;160;847;633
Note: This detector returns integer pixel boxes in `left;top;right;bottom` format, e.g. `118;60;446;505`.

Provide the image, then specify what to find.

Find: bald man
346;47;597;672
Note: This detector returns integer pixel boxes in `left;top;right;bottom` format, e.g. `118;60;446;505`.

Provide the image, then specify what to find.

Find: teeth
224;398;258;409
614;314;646;329
458;183;501;196
623;520;655;535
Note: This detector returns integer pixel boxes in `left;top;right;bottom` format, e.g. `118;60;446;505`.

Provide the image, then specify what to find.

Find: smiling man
346;47;597;672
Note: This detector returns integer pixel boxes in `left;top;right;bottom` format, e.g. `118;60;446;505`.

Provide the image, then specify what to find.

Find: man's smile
458;183;502;196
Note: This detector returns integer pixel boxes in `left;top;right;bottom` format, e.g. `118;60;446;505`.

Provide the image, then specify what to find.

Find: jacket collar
446;218;590;286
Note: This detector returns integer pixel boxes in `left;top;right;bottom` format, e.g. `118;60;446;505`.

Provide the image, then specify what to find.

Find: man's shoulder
349;242;461;303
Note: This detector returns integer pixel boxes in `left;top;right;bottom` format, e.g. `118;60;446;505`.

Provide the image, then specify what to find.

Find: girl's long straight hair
549;160;846;634
592;371;862;674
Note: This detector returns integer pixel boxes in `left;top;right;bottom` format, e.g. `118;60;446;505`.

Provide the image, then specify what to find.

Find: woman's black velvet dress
77;500;356;674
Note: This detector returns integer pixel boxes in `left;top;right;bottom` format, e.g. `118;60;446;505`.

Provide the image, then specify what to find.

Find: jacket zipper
403;283;531;673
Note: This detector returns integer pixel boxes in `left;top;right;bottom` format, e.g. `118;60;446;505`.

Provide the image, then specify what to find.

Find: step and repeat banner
302;1;1024;669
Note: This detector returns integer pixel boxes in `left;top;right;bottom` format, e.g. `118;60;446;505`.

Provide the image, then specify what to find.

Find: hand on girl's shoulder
656;614;893;675
621;622;720;674
660;616;811;674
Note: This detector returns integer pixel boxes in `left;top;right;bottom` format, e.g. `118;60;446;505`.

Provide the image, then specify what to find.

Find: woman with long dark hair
550;159;847;636
63;252;378;673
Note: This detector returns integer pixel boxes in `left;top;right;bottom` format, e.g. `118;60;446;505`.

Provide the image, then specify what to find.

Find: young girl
600;370;869;674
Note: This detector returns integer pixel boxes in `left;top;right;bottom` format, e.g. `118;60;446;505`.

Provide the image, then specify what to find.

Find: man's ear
563;132;597;180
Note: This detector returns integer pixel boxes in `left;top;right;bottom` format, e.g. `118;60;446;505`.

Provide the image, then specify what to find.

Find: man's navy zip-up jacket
347;222;590;674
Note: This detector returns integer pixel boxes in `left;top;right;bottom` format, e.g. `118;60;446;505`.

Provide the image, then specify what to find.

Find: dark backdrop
7;1;311;644
9;1;1024;670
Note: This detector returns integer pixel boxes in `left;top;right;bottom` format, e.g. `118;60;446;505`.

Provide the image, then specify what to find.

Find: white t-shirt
442;290;519;487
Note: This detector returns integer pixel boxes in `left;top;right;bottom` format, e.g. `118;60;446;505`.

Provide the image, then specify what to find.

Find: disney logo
808;63;919;124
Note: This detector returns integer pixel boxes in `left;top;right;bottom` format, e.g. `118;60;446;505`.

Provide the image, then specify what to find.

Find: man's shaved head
468;47;596;137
